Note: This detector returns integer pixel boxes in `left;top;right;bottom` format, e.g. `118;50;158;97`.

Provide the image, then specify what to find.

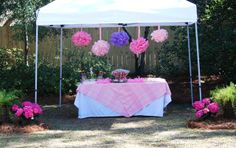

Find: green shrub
0;48;34;93
210;82;236;118
210;82;236;107
62;50;112;94
0;48;25;70
0;90;21;123
0;48;113;96
0;90;21;106
156;41;186;77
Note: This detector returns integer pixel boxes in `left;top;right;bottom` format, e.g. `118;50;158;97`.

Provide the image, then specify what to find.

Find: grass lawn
0;103;235;148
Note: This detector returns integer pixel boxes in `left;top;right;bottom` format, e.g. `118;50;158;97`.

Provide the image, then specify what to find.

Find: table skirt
74;93;171;119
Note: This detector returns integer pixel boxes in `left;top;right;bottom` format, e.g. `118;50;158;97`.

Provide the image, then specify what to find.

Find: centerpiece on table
111;69;129;83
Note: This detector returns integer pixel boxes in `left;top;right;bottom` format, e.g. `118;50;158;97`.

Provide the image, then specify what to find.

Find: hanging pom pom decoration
130;38;149;55
150;26;168;43
129;26;149;55
91;40;110;56
91;27;110;56
72;29;92;47
109;29;129;47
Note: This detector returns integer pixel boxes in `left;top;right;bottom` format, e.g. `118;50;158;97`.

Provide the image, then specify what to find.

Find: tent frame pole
187;23;194;104
195;23;202;101
59;27;63;107
35;25;39;103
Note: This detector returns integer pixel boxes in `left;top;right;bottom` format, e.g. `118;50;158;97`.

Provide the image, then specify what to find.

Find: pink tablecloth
76;78;171;117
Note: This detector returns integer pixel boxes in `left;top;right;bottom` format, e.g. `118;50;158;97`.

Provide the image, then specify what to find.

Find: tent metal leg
35;25;39;103
187;24;194;104
195;23;202;101
59;27;63;107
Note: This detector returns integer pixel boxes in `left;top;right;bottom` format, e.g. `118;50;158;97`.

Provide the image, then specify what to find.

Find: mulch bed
0;122;49;134
187;117;236;129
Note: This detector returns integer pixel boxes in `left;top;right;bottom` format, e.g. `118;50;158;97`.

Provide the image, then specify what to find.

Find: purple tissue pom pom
110;31;129;47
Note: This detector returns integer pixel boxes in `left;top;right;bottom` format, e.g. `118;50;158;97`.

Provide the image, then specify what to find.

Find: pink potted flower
11;100;43;123
32;103;43;115
22;101;32;107
12;104;19;111
192;101;204;111
195;110;204;118
202;98;211;105
208;102;219;113
203;108;210;114
15;108;23;117
192;98;220;120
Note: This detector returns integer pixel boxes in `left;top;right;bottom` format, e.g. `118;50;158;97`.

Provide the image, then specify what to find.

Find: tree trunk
24;24;29;66
223;101;235;119
137;53;145;76
135;55;139;75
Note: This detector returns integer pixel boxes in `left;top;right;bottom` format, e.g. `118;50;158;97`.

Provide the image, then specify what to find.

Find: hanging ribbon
80;24;83;31
118;27;121;32
99;27;102;40
138;26;141;38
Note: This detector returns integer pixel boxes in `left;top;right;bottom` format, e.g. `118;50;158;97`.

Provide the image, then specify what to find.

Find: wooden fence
0;25;171;72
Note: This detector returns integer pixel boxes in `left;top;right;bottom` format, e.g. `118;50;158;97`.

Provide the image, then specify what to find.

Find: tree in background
157;0;236;82
197;0;236;81
0;0;53;66
188;0;236;81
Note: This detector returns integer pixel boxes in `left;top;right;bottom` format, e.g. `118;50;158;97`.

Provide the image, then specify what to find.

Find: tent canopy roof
36;0;197;28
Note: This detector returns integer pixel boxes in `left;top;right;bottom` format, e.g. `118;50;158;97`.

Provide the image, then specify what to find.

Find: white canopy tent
35;0;202;106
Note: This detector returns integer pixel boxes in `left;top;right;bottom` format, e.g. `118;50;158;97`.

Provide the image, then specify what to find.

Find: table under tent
35;0;202;118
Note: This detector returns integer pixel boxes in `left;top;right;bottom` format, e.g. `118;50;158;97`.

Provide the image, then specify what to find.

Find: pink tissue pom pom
22;101;32;107
202;98;211;105
12;104;19;111
129;37;149;55
72;31;92;47
91;40;110;56
151;29;168;43
15;108;23;117
208;102;219;113
195;110;204;118
192;101;204;111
